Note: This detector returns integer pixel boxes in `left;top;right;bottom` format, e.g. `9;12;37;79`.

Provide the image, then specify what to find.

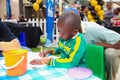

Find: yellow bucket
2;49;28;76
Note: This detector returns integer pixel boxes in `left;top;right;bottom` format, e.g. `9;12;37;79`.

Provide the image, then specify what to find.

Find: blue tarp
6;0;12;19
46;0;54;45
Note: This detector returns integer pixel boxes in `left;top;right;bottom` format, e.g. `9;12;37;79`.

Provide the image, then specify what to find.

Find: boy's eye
58;30;65;35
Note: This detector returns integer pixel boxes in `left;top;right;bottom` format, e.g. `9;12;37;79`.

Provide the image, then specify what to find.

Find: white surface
27;52;47;70
27;52;58;70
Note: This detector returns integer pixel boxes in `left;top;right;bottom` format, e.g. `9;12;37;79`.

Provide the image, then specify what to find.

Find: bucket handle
3;56;25;69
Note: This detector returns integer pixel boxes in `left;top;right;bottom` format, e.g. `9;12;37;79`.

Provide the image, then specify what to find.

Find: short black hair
57;10;82;32
81;5;87;11
116;7;120;12
55;11;59;14
106;2;112;5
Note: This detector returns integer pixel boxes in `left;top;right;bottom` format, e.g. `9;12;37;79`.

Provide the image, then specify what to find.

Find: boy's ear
73;29;78;35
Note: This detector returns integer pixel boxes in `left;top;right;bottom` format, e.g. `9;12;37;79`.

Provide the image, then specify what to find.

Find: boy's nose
58;32;62;38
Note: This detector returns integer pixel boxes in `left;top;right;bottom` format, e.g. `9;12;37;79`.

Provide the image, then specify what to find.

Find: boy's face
57;22;74;40
84;7;88;13
107;3;112;9
114;9;119;15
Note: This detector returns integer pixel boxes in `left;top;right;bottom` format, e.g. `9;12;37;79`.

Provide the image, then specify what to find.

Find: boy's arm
48;36;86;68
30;58;51;65
45;47;60;55
52;47;60;54
30;48;60;65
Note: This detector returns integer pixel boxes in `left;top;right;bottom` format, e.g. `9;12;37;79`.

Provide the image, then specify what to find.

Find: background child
30;10;87;68
111;7;120;27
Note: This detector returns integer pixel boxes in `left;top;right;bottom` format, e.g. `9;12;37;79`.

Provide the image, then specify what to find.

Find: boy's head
106;2;112;10
81;5;88;13
57;10;81;40
114;8;120;15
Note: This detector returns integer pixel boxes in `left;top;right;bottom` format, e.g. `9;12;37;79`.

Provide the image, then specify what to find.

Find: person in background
76;6;81;16
104;2;114;27
18;14;27;22
3;15;7;20
30;10;87;68
81;21;120;80
0;21;21;56
80;5;88;21
111;7;120;27
54;11;59;21
11;15;15;20
63;7;120;80
0;18;1;21
18;14;27;26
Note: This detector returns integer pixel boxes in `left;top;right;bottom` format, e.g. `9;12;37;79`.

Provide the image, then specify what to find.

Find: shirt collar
81;21;86;34
72;32;79;39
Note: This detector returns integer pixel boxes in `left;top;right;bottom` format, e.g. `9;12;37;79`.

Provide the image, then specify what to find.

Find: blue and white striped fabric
0;53;101;80
0;65;101;80
0;66;72;80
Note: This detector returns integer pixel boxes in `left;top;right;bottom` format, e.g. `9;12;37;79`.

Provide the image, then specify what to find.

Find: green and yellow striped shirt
49;33;87;68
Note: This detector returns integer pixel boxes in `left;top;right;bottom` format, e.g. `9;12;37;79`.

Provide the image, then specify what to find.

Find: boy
30;11;87;68
104;2;114;27
111;7;120;27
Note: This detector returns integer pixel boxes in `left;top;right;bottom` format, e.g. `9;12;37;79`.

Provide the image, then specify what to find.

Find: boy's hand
39;50;48;58
30;58;51;65
39;50;54;58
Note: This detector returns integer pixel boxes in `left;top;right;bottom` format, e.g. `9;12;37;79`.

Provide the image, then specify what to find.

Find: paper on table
27;52;46;70
27;52;59;70
27;52;40;63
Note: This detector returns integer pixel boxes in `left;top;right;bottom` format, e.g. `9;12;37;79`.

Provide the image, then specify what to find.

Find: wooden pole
59;0;62;15
37;9;40;27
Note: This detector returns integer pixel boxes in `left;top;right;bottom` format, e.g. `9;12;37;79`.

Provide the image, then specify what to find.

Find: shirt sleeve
0;22;16;41
53;40;61;54
53;47;60;54
85;22;120;44
102;29;120;44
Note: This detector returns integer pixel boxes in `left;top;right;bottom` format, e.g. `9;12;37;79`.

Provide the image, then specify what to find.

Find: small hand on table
30;49;52;65
30;57;51;65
